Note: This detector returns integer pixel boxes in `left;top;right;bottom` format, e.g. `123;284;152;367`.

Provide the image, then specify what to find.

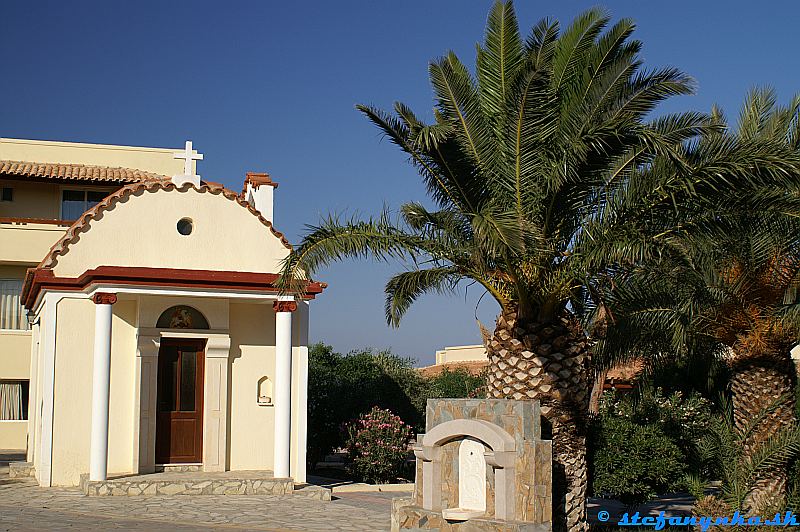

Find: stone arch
416;418;518;521
421;419;516;453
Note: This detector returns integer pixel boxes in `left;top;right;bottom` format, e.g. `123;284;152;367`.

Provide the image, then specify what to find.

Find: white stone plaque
458;438;486;512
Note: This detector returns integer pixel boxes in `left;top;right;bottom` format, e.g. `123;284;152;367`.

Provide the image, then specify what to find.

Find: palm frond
385;266;463;327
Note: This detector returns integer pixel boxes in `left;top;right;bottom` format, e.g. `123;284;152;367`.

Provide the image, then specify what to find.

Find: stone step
154;464;203;473
8;461;35;478
293;484;332;501
80;471;294;497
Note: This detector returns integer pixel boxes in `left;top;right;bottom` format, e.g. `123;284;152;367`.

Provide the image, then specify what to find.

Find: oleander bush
345;407;413;483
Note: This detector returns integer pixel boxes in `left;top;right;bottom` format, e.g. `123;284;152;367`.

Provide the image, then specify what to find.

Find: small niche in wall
257;376;273;406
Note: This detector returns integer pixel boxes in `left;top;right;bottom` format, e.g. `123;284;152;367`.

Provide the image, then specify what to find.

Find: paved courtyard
0;453;392;531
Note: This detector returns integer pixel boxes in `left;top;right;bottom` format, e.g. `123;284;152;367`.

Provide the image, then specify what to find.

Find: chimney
243;172;278;223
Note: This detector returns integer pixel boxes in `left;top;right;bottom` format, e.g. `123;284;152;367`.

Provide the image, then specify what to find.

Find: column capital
92;293;118;305
273;300;297;313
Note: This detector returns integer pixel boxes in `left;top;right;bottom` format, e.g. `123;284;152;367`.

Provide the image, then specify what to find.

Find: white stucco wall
0;137;190;177
107;299;137;476
227;300;308;477
228;302;276;471
434;345;487;365
51;297;93;486
50;298;138;486
51;187;290;277
0;421;26;449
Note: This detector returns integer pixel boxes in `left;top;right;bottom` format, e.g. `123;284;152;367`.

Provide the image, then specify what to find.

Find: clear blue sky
2;1;798;365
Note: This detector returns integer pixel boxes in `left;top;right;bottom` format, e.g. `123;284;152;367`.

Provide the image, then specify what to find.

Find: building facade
0;138;321;487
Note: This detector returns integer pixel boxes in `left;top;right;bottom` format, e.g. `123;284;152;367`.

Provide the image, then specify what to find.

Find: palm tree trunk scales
486;310;590;532
729;348;796;513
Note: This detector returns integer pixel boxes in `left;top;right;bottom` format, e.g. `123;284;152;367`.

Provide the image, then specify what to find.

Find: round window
177;218;193;236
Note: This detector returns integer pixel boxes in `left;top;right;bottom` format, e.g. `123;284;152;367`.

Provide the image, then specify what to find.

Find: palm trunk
486;309;590;532
729;344;796;513
588;369;608;415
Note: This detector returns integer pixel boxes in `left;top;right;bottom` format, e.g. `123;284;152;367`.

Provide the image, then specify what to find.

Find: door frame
155;337;206;464
135;330;232;474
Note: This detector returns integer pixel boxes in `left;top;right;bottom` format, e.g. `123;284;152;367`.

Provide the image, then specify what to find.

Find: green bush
345;407;413;483
600;388;712;476
307;343;490;473
592;415;687;506
427;367;486;399
307;343;426;469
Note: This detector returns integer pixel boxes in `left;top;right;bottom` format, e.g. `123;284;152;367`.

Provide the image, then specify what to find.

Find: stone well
391;398;552;531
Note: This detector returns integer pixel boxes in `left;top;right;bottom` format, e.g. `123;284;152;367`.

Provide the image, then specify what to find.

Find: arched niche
416;418;518;522
156;305;210;329
257;376;273;406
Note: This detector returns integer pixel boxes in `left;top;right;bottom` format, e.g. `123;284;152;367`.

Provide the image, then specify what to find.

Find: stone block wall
394;398;552;531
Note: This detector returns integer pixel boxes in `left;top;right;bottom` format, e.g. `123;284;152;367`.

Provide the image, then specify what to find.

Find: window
61;189;108;220
0;381;29;421
177;217;193;236
0;187;12;202
0;279;28;330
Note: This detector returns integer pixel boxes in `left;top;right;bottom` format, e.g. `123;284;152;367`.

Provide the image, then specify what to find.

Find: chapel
0;138;323;487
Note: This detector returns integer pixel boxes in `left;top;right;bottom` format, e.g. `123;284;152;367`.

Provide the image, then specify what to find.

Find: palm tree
279;4;796;529
596;88;800;511
688;397;800;517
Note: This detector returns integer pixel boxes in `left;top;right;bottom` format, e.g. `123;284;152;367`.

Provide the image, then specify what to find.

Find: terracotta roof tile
606;359;645;382
417;360;489;377
0;160;168;183
40;180;292;269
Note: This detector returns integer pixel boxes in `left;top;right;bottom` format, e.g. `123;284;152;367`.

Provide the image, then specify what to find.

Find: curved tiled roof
40;180;292;268
0;160;169;183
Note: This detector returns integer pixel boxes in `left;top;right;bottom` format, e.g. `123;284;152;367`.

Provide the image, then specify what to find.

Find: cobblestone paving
0;476;390;531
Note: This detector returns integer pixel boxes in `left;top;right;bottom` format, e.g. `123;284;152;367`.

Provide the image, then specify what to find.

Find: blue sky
2;1;798;365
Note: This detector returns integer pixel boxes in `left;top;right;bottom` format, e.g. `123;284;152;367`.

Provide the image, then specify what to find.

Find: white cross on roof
172;140;204;187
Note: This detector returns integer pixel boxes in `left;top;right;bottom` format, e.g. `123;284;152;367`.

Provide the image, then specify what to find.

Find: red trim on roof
22;266;326;309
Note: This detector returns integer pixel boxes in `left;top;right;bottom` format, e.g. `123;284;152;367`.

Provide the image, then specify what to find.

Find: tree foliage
591;416;687;506
687;398;800;514
591;87;800;374
280;1;763;331
306;343;485;469
307;343;426;467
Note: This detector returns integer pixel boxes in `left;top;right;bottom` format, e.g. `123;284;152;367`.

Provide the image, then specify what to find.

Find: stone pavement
0;474;391;531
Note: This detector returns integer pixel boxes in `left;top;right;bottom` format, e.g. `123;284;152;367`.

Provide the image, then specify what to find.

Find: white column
89;293;116;481
273;298;295;479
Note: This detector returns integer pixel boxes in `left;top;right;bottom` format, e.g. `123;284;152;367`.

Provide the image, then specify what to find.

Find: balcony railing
0;217;74;227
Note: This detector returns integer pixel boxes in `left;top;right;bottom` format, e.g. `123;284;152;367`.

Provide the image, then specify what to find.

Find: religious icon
156;305;209;329
169;307;194;329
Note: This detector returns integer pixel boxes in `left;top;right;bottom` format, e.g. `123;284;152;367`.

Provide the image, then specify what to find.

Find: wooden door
155;339;205;464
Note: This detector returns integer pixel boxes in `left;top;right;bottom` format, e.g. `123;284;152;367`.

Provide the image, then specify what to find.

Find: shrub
592;416;687;506
427;367;486;399
600;388;712;476
345;407;413;483
307;343;426;469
